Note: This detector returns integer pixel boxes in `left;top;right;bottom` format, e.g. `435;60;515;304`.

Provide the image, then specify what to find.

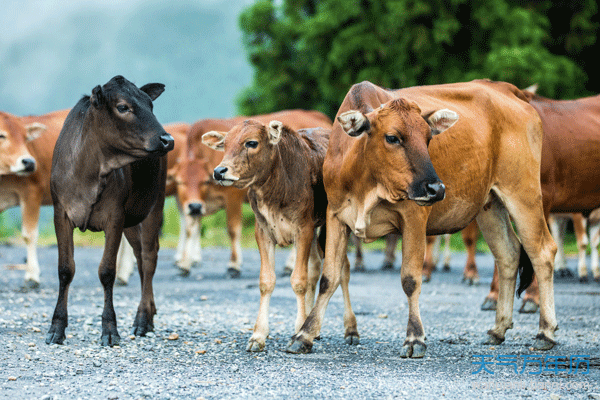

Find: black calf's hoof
131;323;154;337
400;340;426;358
286;336;313;354
480;298;497;311
345;332;360;345
533;334;556;350
518;299;539;314
45;329;66;345
226;267;241;279
101;332;121;347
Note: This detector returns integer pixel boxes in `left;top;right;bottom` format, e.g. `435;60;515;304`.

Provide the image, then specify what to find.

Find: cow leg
589;220;600;281
247;223;276;352
174;198;187;264
498;191;558;349
462;221;479;285
287;208;350;353
352;234;365;272
283;247;296;276
475;199;521;345
441;233;452;271
20;192;42;289
399;216;427;358
572;213;589;282
422;235;439;282
225;192;244;278
306;234;322;311
98;224;125;346
176;214;200;275
115;234;136;286
289;227;316;333
46;204;75;345
548;215;568;274
481;264;499;311
383;233;399;270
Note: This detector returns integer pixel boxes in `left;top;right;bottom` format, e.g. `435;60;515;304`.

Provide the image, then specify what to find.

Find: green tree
237;0;598;118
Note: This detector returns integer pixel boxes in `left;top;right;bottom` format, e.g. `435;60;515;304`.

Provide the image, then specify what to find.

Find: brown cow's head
202;119;284;189
88;75;174;160
337;98;458;205
0;111;45;175
172;155;217;216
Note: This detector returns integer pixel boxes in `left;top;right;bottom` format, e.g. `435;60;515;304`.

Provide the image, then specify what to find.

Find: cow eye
245;140;258;149
116;104;130;113
0;133;6;140
385;135;401;145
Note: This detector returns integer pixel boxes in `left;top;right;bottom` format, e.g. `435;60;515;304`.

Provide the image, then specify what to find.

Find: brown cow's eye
245;140;258;149
385;135;401;145
116;104;129;113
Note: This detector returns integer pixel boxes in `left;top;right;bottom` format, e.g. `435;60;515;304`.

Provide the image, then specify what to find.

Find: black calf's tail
517;244;534;297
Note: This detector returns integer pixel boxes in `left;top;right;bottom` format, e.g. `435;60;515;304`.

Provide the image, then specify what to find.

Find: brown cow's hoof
518;299;539;314
533;333;556;350
480;298;497;311
226;267;241;279
246;338;266;352
286;336;313;354
484;330;505;345
177;267;191;277
381;261;394;270
45;327;66;345
462;276;480;286
344;332;360;345
353;260;366;272
281;265;293;277
579;275;588;283
442;264;451;272
21;279;40;292
399;340;426;358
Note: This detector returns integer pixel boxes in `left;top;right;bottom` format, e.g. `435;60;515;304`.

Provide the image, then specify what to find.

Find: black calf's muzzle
160;133;175;151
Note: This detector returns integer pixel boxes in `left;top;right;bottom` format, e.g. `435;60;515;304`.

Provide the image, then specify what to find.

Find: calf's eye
245;140;258;149
385;135;401;145
116;104;129;113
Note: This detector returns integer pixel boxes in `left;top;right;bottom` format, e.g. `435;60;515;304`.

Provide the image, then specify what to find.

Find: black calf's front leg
98;227;125;346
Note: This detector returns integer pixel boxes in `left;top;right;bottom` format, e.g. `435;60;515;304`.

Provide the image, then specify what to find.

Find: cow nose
160;133;175;151
425;181;445;202
214;166;228;181
21;158;36;172
188;203;203;216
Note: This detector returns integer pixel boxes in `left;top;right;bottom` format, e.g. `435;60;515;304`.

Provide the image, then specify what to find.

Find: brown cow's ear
268;120;283;144
25;122;47;141
424;109;459;136
90;85;103;108
202;131;227;151
337;110;371;137
140;83;165;101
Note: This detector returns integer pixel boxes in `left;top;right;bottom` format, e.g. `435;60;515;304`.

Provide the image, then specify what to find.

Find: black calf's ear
140;83;166;101
90;85;103;108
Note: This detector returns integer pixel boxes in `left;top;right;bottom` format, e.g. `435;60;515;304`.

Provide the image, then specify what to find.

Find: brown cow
483;91;600;312
46;76;174;346
175;110;332;278
1;109;67;287
203;120;351;352
0;111;41;176
286;79;557;357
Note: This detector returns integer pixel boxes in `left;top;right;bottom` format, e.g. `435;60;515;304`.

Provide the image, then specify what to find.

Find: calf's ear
25;122;47;141
90;85;103;108
423;109;459;136
140;83;166;101
337;110;370;137
202;131;227;151
268;120;283;145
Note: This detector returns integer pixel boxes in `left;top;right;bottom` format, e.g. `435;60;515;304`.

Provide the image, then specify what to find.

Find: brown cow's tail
517;244;534;297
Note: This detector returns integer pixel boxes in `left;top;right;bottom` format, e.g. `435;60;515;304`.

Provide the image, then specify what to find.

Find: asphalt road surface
1;243;599;399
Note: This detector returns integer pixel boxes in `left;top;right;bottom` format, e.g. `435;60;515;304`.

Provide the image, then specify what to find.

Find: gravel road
1;243;599;399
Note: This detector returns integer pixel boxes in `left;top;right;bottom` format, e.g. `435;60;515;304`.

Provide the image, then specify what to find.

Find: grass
0;197;583;255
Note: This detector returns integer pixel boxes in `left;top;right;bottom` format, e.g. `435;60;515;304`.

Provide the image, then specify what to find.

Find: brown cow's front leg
225;191;244;278
399;215;427;358
20;190;43;289
247;223;276;352
481;264;499;311
290;226;314;332
462;220;479;285
46;204;75;345
99;224;125;346
287;208;350;354
382;233;399;270
422;235;438;281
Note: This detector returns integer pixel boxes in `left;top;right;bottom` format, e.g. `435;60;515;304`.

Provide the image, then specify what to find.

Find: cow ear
90;85;103;108
202;131;227;151
337;110;371;137
268;120;283;145
140;83;166;101
424;109;459;136
25;122;47;141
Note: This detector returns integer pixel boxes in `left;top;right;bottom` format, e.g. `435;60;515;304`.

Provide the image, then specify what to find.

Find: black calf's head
90;75;174;158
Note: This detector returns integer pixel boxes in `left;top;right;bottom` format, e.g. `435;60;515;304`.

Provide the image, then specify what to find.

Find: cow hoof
177;267;191;277
463;276;479;286
353;261;366;272
579;276;588;283
286;336;313;354
442;264;451;272
246;338;266;352
595;276;600;283
555;269;574;279
484;332;505;345
480;298;497;311
281;266;293;277
422;274;431;283
101;332;121;347
23;279;40;291
344;332;360;345
226;267;241;279
381;262;394;270
115;277;128;286
533;334;556;350
399;341;426;358
45;328;66;345
518;299;539;314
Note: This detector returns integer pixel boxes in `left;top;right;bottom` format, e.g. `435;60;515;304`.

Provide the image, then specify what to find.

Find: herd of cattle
1;75;600;358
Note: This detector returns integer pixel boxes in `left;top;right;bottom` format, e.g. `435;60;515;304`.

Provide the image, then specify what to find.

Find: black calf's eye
116;104;129;113
245;140;258;149
385;135;400;144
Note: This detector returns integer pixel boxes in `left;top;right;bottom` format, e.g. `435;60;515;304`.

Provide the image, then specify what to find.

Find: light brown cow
0;111;41;176
176;110;332;277
286;80;557;357
203;121;342;352
1;109;68;287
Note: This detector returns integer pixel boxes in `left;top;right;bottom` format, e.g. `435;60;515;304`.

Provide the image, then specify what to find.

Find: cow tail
516;244;534;297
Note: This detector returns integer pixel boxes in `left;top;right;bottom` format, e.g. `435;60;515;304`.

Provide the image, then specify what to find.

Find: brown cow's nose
21;158;36;172
188;203;203;216
425;181;445;202
214;166;228;181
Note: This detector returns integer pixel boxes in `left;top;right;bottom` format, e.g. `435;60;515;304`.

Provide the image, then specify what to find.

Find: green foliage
238;0;598;118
